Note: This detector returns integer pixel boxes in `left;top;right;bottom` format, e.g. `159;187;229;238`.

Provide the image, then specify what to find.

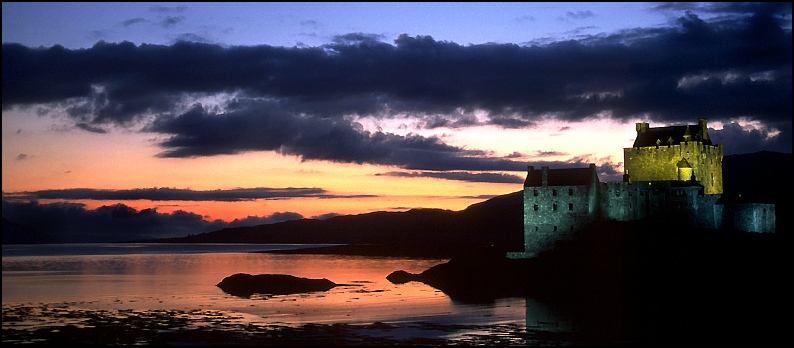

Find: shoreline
2;303;573;346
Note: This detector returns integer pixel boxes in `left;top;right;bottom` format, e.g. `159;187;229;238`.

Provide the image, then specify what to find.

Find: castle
507;118;776;259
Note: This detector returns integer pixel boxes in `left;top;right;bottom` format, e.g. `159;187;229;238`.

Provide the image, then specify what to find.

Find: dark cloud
300;20;320;29
1;199;303;243
173;33;212;44
122;18;147;27
161;16;185;28
75;122;107;133
710;122;792;155
16;154;28;161
531;150;569;157
1;3;790;166
564;10;595;20
147;101;532;171
7;187;329;202
515;15;536;23
376;171;525;184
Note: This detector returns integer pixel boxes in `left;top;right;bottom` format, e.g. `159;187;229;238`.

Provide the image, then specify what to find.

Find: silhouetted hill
148;191;525;255
722;150;792;205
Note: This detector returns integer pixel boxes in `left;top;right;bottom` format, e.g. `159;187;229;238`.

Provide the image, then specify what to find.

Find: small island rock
217;273;337;297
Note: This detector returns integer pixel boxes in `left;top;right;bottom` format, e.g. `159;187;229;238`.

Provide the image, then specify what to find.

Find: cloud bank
3;3;790;169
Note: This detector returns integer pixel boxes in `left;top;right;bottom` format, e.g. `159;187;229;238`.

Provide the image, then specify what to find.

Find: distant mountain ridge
146;191;526;253
147;151;791;248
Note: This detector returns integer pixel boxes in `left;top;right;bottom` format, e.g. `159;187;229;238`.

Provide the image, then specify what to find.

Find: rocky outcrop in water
217;273;337;298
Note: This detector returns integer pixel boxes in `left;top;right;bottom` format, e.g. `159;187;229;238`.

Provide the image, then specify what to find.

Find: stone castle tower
507;118;773;259
624;118;723;195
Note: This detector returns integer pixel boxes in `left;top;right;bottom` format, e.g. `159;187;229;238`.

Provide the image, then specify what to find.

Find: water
2;243;574;342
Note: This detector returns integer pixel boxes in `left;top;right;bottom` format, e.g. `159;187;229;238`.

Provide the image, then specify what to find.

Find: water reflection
3;244;575;339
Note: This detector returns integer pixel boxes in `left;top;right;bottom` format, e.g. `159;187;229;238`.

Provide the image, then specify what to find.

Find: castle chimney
698;118;710;140
636;122;649;133
541;166;549;186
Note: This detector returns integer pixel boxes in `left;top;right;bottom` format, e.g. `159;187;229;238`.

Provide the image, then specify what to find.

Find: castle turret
677;158;694;181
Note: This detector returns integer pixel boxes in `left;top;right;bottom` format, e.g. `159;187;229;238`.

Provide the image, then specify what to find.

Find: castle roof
632;123;713;147
677;158;692;168
525;165;598;187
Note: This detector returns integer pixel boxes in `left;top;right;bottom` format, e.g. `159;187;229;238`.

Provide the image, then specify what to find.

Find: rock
387;251;532;303
385;270;422;284
217;273;337;298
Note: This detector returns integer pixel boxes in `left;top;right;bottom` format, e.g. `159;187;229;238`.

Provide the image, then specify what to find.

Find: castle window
554;226;557;231
552;189;557;196
553;203;558;211
534;189;538;196
616;190;621;197
568;188;573;196
570;226;574;232
568;203;573;211
533;204;538;211
535;226;538;231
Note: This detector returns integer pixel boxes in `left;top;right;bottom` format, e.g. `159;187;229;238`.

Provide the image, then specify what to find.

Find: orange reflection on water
5;252;515;326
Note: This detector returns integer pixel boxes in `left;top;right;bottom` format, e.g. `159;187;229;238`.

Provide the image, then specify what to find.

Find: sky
2;2;792;242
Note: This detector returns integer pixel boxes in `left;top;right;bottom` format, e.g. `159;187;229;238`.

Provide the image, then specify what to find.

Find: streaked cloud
376;171;524;184
5;187;331;202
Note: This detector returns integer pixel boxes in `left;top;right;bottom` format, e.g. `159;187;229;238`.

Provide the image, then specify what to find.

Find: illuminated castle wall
624;118;724;195
508;118;775;259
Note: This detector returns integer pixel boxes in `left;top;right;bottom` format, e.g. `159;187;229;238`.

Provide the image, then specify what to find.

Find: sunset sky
2;2;791;242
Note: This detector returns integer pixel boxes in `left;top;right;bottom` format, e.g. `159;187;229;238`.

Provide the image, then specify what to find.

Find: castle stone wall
598;182;648;221
719;203;776;233
624;143;723;194
510;184;597;258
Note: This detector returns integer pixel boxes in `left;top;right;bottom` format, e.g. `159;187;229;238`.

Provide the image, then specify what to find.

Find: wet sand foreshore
2;303;573;346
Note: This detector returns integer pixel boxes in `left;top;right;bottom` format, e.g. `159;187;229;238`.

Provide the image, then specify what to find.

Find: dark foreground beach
2;303;571;346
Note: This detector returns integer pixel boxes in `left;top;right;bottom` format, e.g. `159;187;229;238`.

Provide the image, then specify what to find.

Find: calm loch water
2;244;570;346
2;243;574;341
